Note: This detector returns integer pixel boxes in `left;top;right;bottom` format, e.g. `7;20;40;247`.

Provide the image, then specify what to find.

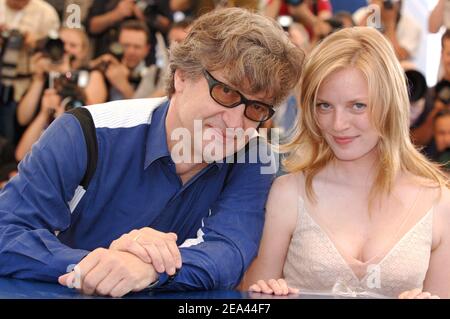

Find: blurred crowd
1;0;450;188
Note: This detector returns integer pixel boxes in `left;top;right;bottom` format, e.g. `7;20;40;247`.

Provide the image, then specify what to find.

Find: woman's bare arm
422;187;450;298
240;174;299;290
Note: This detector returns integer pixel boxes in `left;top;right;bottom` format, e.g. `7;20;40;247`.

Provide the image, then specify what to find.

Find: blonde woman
241;27;450;299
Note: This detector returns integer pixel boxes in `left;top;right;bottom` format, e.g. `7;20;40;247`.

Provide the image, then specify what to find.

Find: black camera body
0;29;24;104
51;70;89;111
95;42;124;74
0;29;24;55
437;147;450;170
435;80;450;105
405;70;427;103
35;32;65;64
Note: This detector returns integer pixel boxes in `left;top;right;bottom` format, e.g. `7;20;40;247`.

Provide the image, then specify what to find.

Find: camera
0;29;24;104
435;79;450;105
50;70;89;111
405;70;427;103
94;42;124;73
324;18;344;34
35;30;65;64
437;147;450;170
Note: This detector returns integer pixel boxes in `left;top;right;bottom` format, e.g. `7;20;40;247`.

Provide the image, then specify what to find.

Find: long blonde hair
283;27;448;204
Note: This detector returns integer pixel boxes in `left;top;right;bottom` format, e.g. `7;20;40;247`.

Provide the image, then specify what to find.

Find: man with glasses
0;8;303;297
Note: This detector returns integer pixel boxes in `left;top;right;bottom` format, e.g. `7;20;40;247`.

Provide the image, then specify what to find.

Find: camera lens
44;38;64;63
436;80;450;105
405;70;427;103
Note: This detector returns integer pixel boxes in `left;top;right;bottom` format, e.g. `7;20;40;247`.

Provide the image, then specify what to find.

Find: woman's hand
398;288;440;299
248;278;299;296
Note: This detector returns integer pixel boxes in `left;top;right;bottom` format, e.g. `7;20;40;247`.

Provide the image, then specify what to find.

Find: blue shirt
0;98;274;290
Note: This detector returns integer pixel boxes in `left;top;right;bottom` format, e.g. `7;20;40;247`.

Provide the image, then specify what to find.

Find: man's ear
174;69;186;93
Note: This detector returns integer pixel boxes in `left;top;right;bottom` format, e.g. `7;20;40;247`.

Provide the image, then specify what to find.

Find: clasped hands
58;228;181;298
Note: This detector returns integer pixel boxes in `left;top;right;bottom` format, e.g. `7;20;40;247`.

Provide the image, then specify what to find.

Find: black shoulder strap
67;107;98;190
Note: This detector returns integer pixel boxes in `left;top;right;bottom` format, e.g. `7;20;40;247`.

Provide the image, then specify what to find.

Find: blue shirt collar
144;100;171;169
144;100;228;172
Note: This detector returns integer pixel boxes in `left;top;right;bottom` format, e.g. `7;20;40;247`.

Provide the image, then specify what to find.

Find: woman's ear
174;69;186;93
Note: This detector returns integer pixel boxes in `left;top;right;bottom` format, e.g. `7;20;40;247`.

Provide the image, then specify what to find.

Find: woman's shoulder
268;173;302;209
429;186;450;250
434;185;450;216
266;173;301;233
272;172;303;194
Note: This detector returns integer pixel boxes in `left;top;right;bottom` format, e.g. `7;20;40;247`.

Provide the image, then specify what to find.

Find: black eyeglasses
203;70;275;123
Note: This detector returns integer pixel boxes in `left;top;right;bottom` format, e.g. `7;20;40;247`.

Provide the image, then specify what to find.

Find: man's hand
133;4;146;21
89;53;117;71
114;0;136;20
23;31;38;50
40;89;62;119
105;60;130;88
110;228;182;276
30;53;52;79
58;248;158;298
104;59;136;98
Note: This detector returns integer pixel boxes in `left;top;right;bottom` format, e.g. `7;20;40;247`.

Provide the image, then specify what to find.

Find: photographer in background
16;27;107;128
353;0;421;61
167;17;193;45
87;0;172;65
170;0;259;18
87;0;145;58
264;0;334;45
91;20;161;101
132;18;194;99
0;0;60;144
433;110;450;171
411;30;450;157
